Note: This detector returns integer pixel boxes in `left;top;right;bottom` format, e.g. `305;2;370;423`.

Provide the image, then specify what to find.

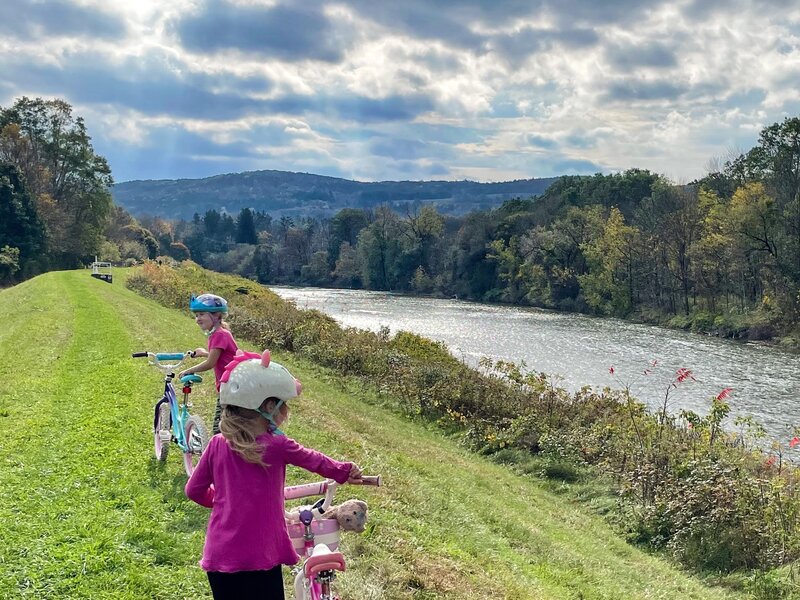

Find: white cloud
1;0;798;183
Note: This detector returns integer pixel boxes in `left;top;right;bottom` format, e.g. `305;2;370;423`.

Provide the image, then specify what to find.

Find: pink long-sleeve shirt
207;328;238;391
185;432;353;573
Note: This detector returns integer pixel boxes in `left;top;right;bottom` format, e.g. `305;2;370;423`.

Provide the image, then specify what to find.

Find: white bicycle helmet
220;349;302;412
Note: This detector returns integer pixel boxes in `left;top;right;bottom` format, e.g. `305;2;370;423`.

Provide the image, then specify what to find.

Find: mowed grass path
0;270;746;599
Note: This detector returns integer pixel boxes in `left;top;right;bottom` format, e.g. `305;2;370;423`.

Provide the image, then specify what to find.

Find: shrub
689;311;715;332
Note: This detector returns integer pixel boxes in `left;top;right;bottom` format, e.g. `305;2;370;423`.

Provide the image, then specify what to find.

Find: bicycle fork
293;510;340;600
172;378;196;450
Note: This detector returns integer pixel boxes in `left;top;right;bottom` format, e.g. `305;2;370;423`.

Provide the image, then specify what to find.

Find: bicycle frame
285;477;380;600
133;351;208;476
154;370;202;453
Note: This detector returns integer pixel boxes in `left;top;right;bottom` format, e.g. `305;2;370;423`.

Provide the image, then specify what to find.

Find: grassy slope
0;270;747;600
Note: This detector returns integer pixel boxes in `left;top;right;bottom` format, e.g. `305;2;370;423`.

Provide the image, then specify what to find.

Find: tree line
160;118;800;341
2;96;799;340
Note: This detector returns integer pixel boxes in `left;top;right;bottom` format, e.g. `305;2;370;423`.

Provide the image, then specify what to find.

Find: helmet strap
256;399;286;436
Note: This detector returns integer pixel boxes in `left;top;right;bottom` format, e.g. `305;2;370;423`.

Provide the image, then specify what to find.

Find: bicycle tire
154;402;171;461
182;414;209;476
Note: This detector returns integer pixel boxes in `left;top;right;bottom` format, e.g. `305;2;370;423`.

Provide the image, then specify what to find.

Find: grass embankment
0;270;746;599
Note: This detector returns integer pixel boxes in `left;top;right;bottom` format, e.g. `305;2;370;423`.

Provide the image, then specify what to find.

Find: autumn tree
688;189;734;312
327;208;369;267
579;207;640;315
332;242;361;288
0;97;113;268
357;205;403;290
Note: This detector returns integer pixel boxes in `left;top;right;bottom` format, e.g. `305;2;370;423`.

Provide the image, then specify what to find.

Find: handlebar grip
284;481;329;500
356;475;381;486
131;352;148;358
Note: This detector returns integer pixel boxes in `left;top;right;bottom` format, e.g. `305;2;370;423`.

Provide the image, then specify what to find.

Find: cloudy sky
2;0;799;184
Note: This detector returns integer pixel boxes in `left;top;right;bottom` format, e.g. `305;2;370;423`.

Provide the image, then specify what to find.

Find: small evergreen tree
236;208;258;244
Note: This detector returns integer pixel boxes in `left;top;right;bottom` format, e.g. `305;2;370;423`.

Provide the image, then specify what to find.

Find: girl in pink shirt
185;349;362;599
179;293;239;434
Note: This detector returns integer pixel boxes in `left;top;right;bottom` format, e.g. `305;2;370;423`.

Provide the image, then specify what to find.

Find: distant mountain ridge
112;169;558;220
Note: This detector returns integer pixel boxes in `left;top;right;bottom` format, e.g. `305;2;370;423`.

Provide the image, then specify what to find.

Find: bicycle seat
304;544;346;578
180;374;203;384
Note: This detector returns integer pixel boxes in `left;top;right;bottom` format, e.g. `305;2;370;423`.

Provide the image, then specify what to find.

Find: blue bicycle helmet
189;293;228;313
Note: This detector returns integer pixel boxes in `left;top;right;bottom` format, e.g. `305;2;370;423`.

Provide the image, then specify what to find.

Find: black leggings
212;397;222;435
207;566;284;599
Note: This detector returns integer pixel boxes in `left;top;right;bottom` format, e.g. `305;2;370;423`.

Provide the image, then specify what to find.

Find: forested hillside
112;170;557;220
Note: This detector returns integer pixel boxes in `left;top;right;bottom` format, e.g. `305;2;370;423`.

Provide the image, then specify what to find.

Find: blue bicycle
132;351;209;476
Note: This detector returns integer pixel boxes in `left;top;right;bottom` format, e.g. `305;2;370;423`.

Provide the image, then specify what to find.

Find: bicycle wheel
154;402;171;461
182;415;209;476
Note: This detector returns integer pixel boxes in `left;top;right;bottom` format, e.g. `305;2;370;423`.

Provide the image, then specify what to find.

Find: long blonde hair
219;401;273;466
209;312;231;331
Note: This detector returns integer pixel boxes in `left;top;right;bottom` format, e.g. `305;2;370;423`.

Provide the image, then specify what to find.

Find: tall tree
487;236;526;303
724;182;782;308
332;242;361;288
636;182;701;314
357;205;402;290
689;189;733;312
0;165;46;279
204;210;222;238
278;227;312;279
402;204;445;276
579;207;640;315
252;243;273;283
328;208;369;267
236;208;258;244
0;97;113;268
451;212;497;299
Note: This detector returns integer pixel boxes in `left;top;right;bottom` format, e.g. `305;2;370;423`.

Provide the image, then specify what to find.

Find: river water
270;286;799;445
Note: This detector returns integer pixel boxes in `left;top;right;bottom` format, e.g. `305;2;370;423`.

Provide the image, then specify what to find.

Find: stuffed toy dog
324;499;368;533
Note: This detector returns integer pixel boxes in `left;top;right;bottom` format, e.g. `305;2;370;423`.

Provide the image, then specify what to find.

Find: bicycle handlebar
132;351;197;374
284;476;381;500
284;476;381;521
132;351;196;360
355;475;381;487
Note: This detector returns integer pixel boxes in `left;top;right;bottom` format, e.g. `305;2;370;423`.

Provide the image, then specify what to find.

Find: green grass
0;270;749;599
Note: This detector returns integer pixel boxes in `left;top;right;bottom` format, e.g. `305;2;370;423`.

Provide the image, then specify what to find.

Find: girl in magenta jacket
185;349;361;599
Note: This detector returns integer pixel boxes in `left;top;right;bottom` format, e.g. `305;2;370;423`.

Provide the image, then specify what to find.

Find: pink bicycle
285;476;381;600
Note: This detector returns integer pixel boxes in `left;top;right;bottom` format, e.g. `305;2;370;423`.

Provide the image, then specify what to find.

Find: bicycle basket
286;518;340;552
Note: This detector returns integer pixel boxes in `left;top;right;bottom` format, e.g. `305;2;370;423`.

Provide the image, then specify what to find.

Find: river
270;286;799;445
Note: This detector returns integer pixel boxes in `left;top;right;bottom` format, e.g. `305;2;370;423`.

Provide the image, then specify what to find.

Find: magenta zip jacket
185;432;353;573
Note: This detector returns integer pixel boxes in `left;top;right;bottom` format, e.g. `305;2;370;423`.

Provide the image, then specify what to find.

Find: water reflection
270;286;800;444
